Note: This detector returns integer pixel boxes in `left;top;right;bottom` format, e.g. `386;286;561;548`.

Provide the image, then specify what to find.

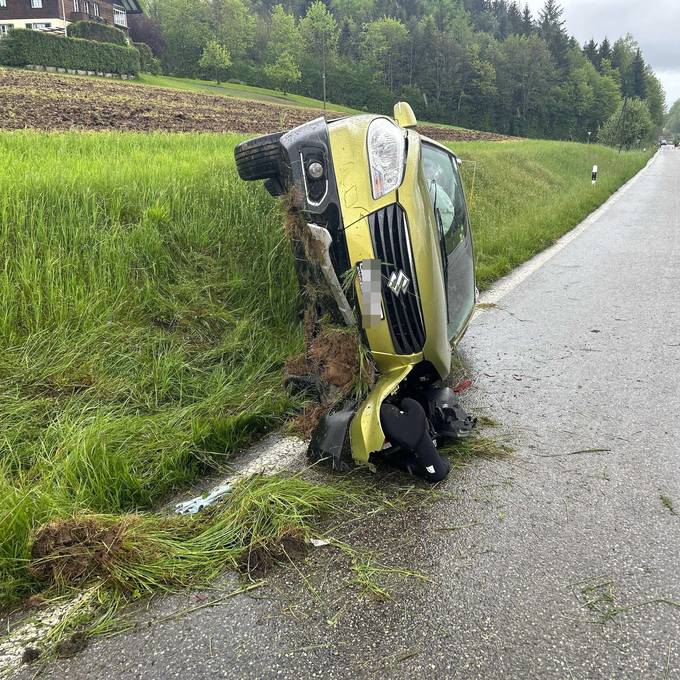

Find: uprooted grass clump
27;475;363;596
286;322;376;438
8;473;430;663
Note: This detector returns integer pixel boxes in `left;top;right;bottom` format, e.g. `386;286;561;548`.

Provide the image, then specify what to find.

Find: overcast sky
524;0;680;107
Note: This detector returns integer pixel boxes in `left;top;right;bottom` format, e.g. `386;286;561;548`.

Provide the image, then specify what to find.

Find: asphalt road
17;148;680;679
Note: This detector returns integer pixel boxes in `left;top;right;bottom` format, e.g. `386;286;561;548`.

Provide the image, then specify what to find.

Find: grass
660;494;677;516
136;73;361;114
0;130;651;631
452;139;652;289
3;473;388;664
0;131;302;609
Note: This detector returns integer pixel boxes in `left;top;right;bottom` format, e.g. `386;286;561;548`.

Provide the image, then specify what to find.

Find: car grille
369;204;426;355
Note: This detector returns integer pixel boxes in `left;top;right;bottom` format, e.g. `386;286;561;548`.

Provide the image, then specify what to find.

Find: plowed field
0;68;512;142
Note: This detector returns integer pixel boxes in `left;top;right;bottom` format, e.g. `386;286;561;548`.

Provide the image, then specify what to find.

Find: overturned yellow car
235;103;476;482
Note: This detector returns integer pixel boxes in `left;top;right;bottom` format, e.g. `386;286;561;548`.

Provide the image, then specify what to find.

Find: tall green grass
453;139;651;289
0;131;650;610
0;132;301;606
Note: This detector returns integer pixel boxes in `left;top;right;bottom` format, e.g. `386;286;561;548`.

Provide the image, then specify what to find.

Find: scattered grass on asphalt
660;494;677;516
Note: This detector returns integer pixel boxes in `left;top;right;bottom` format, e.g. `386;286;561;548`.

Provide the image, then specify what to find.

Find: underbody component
377;398;450;483
414;386;476;440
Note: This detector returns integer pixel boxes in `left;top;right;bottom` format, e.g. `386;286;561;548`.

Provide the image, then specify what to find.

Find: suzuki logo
387;270;410;296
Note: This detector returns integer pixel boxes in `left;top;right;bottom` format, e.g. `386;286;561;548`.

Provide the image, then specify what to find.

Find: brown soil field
0;68;512;142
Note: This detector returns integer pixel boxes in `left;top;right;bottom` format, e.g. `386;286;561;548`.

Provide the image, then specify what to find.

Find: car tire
234;132;284;182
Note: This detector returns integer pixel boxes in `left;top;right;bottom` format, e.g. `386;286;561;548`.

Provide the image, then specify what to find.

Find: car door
421;142;476;342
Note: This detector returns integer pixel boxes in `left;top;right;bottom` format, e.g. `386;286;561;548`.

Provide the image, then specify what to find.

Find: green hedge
67;21;128;46
134;42;161;75
0;29;139;75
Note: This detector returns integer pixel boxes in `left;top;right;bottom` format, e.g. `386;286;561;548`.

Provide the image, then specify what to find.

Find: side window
422;143;468;255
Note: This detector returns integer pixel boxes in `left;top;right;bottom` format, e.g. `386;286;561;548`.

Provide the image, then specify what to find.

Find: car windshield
421;141;475;341
422;143;467;256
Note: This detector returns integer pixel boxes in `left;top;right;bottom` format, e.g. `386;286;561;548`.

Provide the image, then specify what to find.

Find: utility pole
322;28;327;111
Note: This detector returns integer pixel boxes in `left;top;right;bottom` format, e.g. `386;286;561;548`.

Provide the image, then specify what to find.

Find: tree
199;40;232;83
156;0;211;76
330;0;374;24
644;72;665;128
494;34;555;135
598;98;654;148
300;1;339;57
264;52;302;93
211;0;255;63
598;37;611;66
537;0;569;70
299;1;339;101
266;5;300;63
507;1;522;34
611;34;637;96
631;48;646;99
264;5;302;93
583;38;598;68
520;3;533;34
128;15;166;57
666;98;680;135
361;17;409;93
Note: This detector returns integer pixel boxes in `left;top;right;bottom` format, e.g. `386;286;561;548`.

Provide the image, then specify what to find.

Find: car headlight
367;118;406;199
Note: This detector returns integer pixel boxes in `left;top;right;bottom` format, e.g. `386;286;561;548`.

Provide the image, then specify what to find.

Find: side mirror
393;102;417;129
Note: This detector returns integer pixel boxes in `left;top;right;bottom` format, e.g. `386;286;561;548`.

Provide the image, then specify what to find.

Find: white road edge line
477;150;660;310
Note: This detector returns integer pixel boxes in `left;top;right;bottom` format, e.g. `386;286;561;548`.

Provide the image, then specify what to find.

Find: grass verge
136;73;360;114
0;131;302;610
453;139;652;289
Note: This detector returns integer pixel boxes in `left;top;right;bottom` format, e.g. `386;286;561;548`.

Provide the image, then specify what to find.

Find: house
0;0;142;36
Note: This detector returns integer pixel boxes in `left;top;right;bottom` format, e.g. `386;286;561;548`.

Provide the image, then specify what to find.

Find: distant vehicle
659;139;668;146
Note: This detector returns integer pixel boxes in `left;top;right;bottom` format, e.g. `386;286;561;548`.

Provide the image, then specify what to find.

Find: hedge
134;42;161;75
0;29;139;75
67;21;129;47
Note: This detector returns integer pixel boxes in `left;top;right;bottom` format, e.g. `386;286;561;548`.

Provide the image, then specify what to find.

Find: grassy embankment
454;139;651;289
137;73;361;114
0;132;650;625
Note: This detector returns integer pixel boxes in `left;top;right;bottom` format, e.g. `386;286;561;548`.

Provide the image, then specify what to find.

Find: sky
524;0;680;107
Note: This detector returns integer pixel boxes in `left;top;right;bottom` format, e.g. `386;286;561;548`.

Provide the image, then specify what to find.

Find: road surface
16;148;680;679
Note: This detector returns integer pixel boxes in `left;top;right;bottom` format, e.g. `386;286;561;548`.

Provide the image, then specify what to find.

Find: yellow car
235;103;476;482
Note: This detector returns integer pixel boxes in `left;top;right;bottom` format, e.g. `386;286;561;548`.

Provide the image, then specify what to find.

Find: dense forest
131;0;666;142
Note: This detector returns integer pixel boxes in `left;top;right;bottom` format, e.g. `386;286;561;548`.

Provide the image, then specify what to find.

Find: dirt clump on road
0;68;513;142
29;517;135;586
238;528;308;577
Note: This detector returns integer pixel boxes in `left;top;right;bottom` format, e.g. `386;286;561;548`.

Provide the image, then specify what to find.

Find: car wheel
234;132;284;182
